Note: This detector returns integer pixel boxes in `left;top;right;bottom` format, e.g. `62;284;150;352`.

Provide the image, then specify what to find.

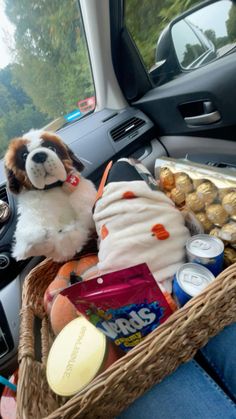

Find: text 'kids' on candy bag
61;264;173;352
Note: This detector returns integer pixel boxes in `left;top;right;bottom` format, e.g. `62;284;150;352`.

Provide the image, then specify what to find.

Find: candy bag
61;263;173;352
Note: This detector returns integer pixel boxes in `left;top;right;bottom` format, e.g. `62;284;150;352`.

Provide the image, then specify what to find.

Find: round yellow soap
46;317;106;396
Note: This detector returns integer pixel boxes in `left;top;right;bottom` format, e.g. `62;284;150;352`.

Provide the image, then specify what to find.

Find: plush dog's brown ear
66;147;85;172
5;167;23;194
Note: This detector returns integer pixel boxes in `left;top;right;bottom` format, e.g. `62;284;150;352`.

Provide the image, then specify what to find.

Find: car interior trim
80;0;127;111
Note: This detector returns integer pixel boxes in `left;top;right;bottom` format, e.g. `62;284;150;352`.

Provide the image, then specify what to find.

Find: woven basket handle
18;258;62;363
18;305;35;362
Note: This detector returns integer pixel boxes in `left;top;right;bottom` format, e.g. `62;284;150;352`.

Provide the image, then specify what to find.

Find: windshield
0;0;95;158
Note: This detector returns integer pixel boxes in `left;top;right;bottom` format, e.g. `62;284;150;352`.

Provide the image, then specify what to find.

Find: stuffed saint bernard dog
4;130;96;262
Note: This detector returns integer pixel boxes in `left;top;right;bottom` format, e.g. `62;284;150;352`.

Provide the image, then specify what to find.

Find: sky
0;0;15;69
189;0;232;37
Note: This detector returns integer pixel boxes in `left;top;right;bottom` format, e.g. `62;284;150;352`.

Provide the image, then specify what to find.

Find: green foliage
204;30;228;50
3;103;48;140
126;0;201;69
226;4;236;42
0;65;49;158
4;0;94;119
181;43;205;68
0;0;95;156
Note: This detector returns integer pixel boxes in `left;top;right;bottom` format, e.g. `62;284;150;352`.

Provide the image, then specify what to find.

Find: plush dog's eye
22;152;28;161
48;145;57;153
16;146;29;169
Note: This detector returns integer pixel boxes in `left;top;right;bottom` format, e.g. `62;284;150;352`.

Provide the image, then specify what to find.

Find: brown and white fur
5;130;96;262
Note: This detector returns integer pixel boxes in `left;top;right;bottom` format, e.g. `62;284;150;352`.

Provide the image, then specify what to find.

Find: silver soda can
186;234;224;276
173;263;215;307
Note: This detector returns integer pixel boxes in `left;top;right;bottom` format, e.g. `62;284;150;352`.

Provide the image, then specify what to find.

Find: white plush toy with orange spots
92;159;190;294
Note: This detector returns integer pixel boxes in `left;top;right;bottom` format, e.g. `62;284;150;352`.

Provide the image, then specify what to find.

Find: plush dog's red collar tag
66;173;80;186
62;171;80;193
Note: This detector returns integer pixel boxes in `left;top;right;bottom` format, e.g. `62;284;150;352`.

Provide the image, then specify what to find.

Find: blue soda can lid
176;263;215;298
186;234;224;258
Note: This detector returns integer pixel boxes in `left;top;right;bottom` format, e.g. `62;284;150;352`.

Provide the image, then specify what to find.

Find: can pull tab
183;273;204;287
192;240;211;251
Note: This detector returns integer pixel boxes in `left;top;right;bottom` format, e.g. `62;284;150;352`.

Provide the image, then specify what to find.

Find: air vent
110;117;145;142
0;186;8;204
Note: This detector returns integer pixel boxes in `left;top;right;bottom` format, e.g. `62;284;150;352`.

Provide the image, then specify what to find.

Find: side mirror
172;18;216;70
152;0;236;85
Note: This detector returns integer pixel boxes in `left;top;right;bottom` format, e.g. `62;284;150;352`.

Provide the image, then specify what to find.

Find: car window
125;0;236;85
125;0;201;71
0;0;95;158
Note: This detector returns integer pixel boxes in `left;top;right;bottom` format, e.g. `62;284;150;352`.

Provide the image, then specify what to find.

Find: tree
204;29;217;47
181;43;205;68
125;0;167;70
0;65;49;158
125;0;201;70
3;104;48;139
4;0;94;118
0;83;13;117
226;4;236;43
0;66;31;109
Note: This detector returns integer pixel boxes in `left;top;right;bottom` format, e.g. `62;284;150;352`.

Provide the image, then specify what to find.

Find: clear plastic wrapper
155;158;236;266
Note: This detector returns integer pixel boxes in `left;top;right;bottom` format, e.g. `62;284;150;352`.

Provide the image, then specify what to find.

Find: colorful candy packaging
61;263;173;352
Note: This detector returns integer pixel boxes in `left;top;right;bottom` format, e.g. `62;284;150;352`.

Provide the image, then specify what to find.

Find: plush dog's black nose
32;151;47;163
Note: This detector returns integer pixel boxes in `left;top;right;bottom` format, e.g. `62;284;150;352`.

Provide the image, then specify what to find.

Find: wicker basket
17;259;236;419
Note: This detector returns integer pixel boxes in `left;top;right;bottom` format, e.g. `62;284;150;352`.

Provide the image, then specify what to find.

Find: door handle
184;110;221;127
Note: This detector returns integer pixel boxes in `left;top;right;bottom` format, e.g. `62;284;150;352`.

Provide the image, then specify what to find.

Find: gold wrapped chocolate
175;173;193;193
155;157;236;232
186;192;204;212
206;204;229;226
209;227;221;238
195;212;213;232
224;246;236;266
192;179;204;189
218;188;234;201
210;227;228;245
159;167;175;191
222;191;236;216
170;188;185;206
196;181;218;205
219;222;236;243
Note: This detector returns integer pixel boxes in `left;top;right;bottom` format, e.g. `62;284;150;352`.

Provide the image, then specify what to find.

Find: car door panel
134;53;236;141
160;135;236;164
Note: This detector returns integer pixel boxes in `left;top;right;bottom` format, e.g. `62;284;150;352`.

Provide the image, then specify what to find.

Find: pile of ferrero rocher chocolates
155;158;236;267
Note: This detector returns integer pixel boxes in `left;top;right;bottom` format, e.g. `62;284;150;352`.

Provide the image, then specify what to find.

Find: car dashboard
0;184;42;374
56;107;167;182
